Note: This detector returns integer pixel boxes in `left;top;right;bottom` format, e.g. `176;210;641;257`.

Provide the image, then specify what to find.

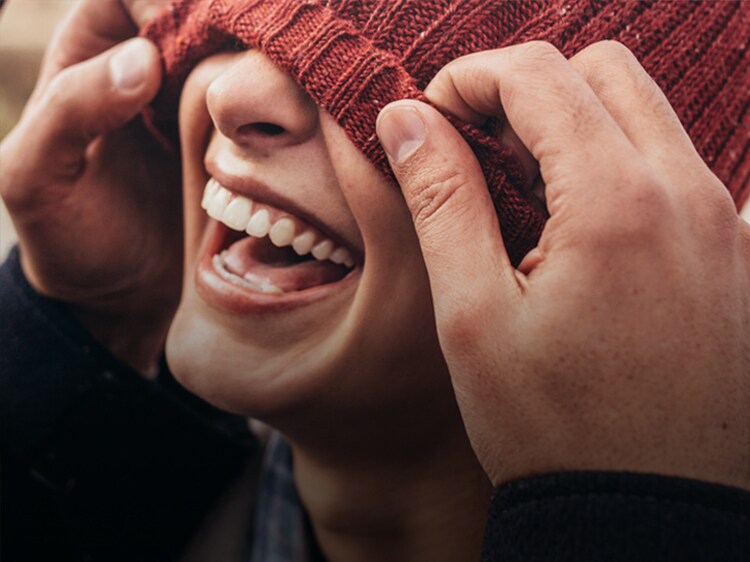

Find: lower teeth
212;253;283;294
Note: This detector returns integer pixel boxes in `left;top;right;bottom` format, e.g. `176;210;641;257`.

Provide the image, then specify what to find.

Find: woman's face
167;50;453;427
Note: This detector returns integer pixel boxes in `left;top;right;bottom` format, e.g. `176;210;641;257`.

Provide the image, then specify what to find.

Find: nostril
238;122;286;137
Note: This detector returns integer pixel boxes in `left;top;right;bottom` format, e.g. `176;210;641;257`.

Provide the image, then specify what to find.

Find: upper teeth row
201;178;355;268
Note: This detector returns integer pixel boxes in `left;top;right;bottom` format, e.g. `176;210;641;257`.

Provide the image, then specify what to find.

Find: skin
0;0;180;373
377;41;750;491
171;50;491;562
1;4;493;559
2;0;749;558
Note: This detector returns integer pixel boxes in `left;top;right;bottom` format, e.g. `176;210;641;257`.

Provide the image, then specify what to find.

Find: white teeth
269;218;295;247
223;197;253;231
212;254;284;294
201;178;220;209
292;231;316;256
243;271;283;294
207;186;232;220
311;239;334;260
329;247;352;266
246;209;271;237
203;178;358;269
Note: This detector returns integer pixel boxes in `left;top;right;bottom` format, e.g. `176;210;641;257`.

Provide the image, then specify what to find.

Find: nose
206;50;318;150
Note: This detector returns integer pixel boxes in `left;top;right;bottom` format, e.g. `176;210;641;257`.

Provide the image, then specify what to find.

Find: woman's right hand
377;41;750;491
0;0;182;373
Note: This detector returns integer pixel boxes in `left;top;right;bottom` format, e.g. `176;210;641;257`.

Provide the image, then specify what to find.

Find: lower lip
195;222;360;314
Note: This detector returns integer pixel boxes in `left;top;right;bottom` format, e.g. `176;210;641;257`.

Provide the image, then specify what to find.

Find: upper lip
205;159;363;259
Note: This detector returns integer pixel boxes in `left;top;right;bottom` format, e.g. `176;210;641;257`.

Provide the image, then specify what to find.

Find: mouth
196;177;361;312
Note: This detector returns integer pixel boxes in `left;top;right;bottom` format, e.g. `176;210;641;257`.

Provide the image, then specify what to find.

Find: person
1;1;749;561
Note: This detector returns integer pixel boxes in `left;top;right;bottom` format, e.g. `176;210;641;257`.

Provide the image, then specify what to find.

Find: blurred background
0;1;75;259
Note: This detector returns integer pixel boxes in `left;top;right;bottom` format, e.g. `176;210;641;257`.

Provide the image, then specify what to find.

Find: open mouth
200;178;359;296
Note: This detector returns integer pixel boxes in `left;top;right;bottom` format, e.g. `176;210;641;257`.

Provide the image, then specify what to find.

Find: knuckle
687;178;740;232
578;41;637;88
448;63;485;104
42;72;74;114
438;50;478;74
585;40;637;66
624;167;672;214
583;166;674;250
504;42;563;96
614;169;674;237
534;92;607;163
41;72;92;140
439;297;487;351
0;143;17;199
407;168;472;228
495;42;568;136
636;187;672;224
578;40;666;111
426;50;501;120
514;40;563;67
0;126;38;209
42;69;100;143
126;0;169;26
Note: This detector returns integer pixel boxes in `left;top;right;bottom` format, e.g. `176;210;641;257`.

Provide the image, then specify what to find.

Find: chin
164;264;450;436
165;276;362;417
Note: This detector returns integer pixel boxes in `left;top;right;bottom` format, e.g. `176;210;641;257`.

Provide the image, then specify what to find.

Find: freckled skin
379;44;750;491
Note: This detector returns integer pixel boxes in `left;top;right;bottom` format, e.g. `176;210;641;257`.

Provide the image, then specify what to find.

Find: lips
196;177;361;309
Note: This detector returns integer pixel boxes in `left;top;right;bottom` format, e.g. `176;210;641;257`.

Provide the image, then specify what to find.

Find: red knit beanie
143;0;750;266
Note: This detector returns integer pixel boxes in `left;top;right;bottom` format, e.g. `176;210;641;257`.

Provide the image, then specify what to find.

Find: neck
289;415;491;562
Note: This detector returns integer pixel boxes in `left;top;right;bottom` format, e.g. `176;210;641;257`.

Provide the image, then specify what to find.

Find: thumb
376;101;521;324
4;38;161;186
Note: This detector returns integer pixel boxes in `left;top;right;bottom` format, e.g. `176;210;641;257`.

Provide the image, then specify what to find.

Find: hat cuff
143;0;544;264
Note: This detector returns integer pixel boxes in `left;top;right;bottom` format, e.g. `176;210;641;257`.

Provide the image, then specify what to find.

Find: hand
0;1;181;373
376;41;750;490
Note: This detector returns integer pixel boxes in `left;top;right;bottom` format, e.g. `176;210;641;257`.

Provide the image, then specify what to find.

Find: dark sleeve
482;471;750;562
0;246;258;562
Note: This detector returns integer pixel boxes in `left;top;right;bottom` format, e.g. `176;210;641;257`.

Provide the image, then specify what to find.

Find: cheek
178;54;242;268
320;113;436;345
179;134;211;272
332;148;442;368
320;116;421;267
351;174;417;257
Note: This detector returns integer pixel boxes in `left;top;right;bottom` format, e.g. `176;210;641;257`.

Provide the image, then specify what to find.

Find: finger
35;0;167;93
424;62;539;192
121;0;170;28
2;38;161;193
35;1;134;92
569;41;706;182
422;43;640;212
376;100;522;324
742;200;750;225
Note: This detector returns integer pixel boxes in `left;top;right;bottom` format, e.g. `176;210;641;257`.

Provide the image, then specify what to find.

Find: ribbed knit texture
143;0;750;265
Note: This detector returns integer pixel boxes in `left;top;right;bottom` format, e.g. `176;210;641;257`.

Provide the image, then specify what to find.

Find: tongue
221;236;350;292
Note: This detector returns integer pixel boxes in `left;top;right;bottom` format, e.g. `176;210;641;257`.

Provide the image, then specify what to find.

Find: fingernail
378;105;426;163
110;39;150;91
